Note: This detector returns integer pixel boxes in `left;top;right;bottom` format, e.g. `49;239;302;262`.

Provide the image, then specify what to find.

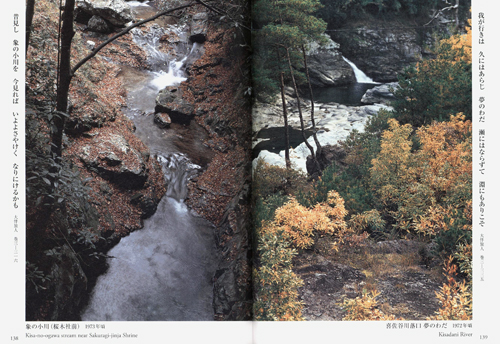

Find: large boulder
76;0;133;27
305;35;356;87
79;131;149;188
331;22;422;82
361;82;399;105
87;15;113;33
155;86;195;124
190;12;208;43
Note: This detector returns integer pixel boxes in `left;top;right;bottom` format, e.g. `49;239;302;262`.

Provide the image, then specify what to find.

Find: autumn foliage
341;290;398;321
253;230;304;321
254;188;350;320
263;191;349;250
370;114;471;236
428;257;472;320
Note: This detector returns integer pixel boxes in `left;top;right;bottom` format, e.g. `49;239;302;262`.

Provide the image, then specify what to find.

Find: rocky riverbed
252;84;394;173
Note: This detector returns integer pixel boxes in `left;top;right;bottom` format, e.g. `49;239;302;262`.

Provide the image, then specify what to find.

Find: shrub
264;190;349;250
252;159;308;200
253;230;304;321
341;290;399;321
454;243;472;286
298;162;375;216
253;193;289;231
254;190;351;319
428;257;472;320
370;115;471;235
348;209;386;239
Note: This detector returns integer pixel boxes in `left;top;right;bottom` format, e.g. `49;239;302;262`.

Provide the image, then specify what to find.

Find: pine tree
253;0;327;171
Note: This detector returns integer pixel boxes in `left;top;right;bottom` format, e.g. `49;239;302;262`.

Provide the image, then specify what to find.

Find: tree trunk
302;44;322;159
26;0;36;55
53;0;75;159
280;71;291;169
285;47;320;172
276;48;290;169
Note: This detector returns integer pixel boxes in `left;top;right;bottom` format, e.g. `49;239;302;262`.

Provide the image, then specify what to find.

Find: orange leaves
370;115;471;234
427;257;472;320
264;190;349;250
439;19;472;64
416;113;471;193
341;290;398;321
371;119;414;191
413;115;471;236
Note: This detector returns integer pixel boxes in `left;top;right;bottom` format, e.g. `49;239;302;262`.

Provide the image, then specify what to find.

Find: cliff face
329;10;468;83
330;19;423;82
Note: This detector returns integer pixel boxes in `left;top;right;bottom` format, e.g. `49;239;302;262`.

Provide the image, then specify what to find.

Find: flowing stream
81;5;217;321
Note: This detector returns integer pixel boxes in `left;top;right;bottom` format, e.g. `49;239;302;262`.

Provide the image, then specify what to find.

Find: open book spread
4;0;495;343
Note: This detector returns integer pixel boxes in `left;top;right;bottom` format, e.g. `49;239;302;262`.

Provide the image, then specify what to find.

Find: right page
251;0;495;342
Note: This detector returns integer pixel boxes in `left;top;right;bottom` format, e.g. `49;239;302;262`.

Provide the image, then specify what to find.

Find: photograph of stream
25;0;472;324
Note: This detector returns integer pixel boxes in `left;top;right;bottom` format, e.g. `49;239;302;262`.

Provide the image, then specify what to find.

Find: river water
81;3;217;321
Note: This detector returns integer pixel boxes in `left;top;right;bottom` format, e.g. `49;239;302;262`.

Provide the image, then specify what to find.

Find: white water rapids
81;16;217;321
342;56;378;84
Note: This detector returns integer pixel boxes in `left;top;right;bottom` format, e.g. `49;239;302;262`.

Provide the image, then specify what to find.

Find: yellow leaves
264;191;349;250
341;290;399;321
427;257;472;320
370;115;471;234
371;119;414;189
440;19;472;64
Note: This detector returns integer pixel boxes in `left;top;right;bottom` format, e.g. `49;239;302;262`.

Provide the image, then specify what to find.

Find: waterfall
342;56;378;84
81;153;216;321
81;13;217;321
150;43;201;90
127;1;150;7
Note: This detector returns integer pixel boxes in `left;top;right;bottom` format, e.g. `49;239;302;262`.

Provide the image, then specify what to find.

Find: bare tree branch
72;0;250;79
424;2;459;27
195;0;250;31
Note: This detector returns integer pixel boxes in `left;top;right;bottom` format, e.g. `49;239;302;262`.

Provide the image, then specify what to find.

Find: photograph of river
25;0;252;321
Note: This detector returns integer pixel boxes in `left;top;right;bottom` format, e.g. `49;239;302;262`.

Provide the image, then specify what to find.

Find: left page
4;0;253;342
